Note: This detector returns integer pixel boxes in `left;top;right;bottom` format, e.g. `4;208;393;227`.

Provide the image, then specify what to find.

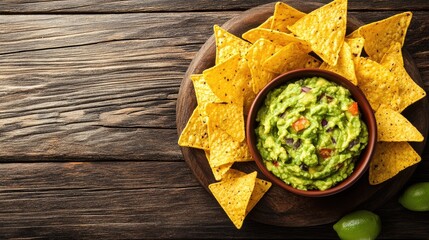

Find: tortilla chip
236;57;257;115
345;37;365;59
212;169;271;222
191;74;219;124
205;150;233;181
369;142;421;185
304;56;323;68
213;163;234;181
221;169;241;179
262;42;316;74
206;103;245;142
246;177;271;215
320;42;357;85
346;28;361;39
355;57;400;111
214;25;251;64
203;54;244;105
257;16;273;29
207;119;252;168
191;74;222;112
375;107;423;142
380;42;404;67
380;42;426;112
208;171;257;229
242;28;307;46
178;107;209;150
288;0;347;66
271;2;306;33
221;169;272;215
348;12;412;62
246;39;279;93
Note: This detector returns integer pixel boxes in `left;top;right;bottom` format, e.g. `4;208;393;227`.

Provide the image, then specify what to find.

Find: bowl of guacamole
246;69;377;197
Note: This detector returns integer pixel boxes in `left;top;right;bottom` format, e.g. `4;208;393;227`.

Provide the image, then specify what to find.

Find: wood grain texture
0;161;427;239
0;13;236;161
0;0;428;13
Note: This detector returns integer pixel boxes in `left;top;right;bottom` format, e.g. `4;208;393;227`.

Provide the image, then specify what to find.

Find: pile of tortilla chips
179;0;426;229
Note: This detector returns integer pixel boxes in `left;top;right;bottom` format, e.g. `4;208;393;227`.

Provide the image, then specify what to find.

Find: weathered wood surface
0;12;236;161
0;161;428;239
0;0;428;12
0;0;428;238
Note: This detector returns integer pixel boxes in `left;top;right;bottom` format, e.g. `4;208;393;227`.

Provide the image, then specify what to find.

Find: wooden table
0;0;428;238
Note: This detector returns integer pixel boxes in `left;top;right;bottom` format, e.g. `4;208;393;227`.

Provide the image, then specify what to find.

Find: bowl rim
246;68;377;197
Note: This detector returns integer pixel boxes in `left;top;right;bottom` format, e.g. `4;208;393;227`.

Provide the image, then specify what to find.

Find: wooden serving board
176;2;429;226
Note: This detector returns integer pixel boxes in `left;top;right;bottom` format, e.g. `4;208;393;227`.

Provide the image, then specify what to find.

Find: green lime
399;182;429;211
333;210;381;240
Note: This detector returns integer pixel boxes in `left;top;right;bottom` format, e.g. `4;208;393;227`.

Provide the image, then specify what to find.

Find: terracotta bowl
246;69;377;197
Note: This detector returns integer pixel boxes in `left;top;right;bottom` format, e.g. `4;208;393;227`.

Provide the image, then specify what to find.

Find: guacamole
255;77;368;190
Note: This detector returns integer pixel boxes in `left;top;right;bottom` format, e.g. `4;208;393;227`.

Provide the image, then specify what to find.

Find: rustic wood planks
0;13;236;161
0;0;428;13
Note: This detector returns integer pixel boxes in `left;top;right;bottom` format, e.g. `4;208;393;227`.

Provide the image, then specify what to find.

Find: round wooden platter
176;2;429;227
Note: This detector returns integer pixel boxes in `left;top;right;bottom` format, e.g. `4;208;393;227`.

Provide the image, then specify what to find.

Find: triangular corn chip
207;118;252;168
191;74;221;106
355;57;400;111
257;16;273;29
203;54;244;105
178;107;209;150
348;12;412;62
191;74;221;123
288;0;347;66
271;2;306;33
380;42;426;112
235;56;257;115
375;107;423;142
320;42;357;85
242;28;307;46
246;38;280;93
208;171;257;229
263;42;318;74
221;169;272;215
214;25;251;64
205;150;233;181
206;103;245;142
369;142;421;185
380;42;404;67
345;37;365;59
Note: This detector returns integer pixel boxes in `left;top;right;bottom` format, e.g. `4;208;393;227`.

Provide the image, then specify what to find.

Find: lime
399;182;429;211
333;210;381;240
